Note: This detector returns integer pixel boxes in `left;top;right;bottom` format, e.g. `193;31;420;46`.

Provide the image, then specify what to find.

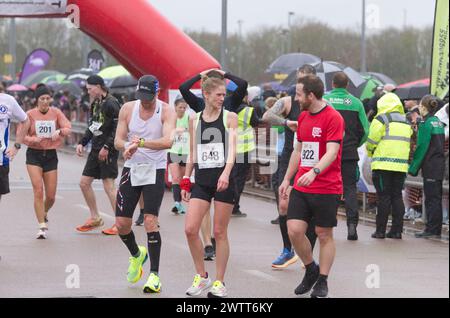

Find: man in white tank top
113;75;176;294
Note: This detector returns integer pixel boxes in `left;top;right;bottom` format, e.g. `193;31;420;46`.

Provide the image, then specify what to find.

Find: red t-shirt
293;105;345;194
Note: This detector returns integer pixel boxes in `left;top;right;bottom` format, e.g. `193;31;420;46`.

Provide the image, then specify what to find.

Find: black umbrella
395;84;430;100
367;72;397;86
54;81;82;96
109;75;138;89
65;68;94;87
265;53;321;75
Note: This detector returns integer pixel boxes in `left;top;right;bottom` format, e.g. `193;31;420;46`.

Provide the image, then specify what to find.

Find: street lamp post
361;0;367;73
8;18;16;79
237;20;243;76
288;11;295;53
220;0;228;70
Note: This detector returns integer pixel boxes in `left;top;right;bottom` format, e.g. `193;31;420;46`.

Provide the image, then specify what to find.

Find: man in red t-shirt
279;75;345;298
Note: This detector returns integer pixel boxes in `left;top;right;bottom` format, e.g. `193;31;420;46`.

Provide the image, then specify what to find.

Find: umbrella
65;68;94;87
98;65;130;80
359;75;383;100
21;70;63;86
41;74;66;85
109;75;137;89
54;81;82;96
395;84;430;100
366;72;397;86
6;84;29;92
313;61;367;94
397;78;430;88
265;53;321;75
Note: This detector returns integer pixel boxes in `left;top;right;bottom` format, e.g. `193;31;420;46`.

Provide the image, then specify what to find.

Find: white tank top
124;100;167;169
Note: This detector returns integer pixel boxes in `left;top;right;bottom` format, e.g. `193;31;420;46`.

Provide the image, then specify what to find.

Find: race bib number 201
301;142;319;167
35;120;56;138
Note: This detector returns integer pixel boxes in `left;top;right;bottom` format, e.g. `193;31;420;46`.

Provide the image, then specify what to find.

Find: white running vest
124;100;167;170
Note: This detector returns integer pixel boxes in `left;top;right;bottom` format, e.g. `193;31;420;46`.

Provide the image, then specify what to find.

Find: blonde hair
202;77;225;94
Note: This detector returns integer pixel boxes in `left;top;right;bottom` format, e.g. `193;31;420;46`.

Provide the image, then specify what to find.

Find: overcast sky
148;0;436;34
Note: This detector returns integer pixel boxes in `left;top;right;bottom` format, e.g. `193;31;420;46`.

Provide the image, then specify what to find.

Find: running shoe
171;202;181;215
272;248;298;269
143;273;162;293
207;281;227;298
135;213;144;226
36;228;48;240
231;210;247;218
295;262;320;295
127;246;148;284
311;277;328;298
178;203;186;215
204;245;215;261
186;274;212;296
76;217;104;232
102;224;118;235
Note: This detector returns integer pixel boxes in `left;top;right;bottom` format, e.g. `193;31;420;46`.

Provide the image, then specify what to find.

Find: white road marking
74;204;114;220
243;270;279;283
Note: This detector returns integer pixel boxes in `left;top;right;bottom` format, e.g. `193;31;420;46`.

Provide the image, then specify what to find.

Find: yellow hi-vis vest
237;106;256;154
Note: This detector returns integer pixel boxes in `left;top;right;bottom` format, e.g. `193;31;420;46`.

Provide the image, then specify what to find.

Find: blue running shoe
271;248;299;269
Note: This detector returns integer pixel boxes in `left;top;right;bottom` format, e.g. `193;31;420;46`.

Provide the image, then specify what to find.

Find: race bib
89;121;103;136
197;143;225;169
174;131;189;148
130;163;156;186
300;142;320;167
35;120;56;138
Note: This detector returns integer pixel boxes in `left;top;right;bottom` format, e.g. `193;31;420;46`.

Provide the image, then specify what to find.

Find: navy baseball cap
136;75;159;101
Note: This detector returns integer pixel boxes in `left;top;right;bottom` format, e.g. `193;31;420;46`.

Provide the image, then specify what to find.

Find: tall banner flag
87;49;105;73
431;0;449;100
19;49;52;84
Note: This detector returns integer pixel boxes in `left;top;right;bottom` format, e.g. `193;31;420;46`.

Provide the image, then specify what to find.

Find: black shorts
82;150;119;180
26;148;58;173
116;168;166;218
287;189;339;228
191;183;235;205
0;165;10;195
168;152;188;167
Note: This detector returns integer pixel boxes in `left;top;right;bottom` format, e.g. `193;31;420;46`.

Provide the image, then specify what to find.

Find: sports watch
313;167;321;175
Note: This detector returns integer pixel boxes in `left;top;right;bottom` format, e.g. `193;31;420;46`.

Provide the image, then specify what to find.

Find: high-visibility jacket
366;93;412;173
237;106;256;154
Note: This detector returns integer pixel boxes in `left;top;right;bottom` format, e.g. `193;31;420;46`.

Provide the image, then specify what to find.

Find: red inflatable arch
3;0;220;101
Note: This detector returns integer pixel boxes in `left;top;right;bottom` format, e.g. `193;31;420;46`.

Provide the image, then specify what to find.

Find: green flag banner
431;0;449;100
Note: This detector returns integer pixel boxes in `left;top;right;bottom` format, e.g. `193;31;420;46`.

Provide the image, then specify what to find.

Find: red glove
180;177;192;192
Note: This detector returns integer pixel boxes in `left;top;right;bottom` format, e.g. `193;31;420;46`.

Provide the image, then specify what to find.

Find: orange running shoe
76;217;104;232
102;224;119;235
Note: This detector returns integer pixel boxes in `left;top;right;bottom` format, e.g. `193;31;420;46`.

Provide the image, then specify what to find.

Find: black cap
136;75;159;101
34;84;51;100
87;75;105;87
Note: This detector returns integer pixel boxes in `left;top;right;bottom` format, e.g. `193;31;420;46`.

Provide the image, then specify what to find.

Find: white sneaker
207;280;228;298
186;274;212;296
36;228;48;239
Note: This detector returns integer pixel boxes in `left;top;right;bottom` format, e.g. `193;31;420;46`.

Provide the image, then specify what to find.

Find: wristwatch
14;143;21;150
313;167;321;175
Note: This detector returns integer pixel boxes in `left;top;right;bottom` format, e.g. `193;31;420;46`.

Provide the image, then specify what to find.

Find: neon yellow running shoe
127;246;148;284
143;273;162;293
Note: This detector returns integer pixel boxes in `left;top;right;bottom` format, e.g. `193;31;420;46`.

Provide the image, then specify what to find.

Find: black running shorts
190;182;235;205
287;189;339;228
0;165;9;195
26;148;58;173
167;152;188;167
82;150;119;180
115;168;166;218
